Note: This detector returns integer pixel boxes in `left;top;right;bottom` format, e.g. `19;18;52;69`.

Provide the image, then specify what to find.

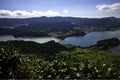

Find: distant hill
0;16;86;26
0;16;120;26
0;16;120;37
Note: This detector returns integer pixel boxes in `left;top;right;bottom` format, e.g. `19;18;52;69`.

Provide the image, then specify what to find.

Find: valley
0;17;120;79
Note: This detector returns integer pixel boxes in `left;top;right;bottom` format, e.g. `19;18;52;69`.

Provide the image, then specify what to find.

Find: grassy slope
59;45;120;64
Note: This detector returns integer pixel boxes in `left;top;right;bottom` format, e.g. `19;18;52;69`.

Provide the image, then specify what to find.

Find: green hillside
0;40;120;79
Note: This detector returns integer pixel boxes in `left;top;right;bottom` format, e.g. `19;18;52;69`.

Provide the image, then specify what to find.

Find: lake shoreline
0;30;120;51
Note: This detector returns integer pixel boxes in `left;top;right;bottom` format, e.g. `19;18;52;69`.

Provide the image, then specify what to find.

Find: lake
0;35;60;43
60;30;120;51
0;30;120;51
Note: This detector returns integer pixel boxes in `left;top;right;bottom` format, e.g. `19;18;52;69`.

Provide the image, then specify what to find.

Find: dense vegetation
0;17;120;38
0;40;120;79
96;38;120;50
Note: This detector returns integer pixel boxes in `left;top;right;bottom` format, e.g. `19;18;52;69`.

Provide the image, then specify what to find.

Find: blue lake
60;30;120;51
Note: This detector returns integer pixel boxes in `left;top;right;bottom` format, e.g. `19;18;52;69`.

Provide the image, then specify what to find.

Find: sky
0;0;120;18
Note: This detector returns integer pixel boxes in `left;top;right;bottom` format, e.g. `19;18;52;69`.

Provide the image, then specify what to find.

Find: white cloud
0;10;69;18
63;9;69;14
96;2;120;12
0;10;13;16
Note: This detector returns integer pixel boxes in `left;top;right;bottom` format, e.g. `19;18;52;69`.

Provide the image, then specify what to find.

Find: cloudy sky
0;0;120;18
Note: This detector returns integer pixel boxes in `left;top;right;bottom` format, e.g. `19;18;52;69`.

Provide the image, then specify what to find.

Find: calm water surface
60;30;120;51
0;30;120;51
0;35;60;43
